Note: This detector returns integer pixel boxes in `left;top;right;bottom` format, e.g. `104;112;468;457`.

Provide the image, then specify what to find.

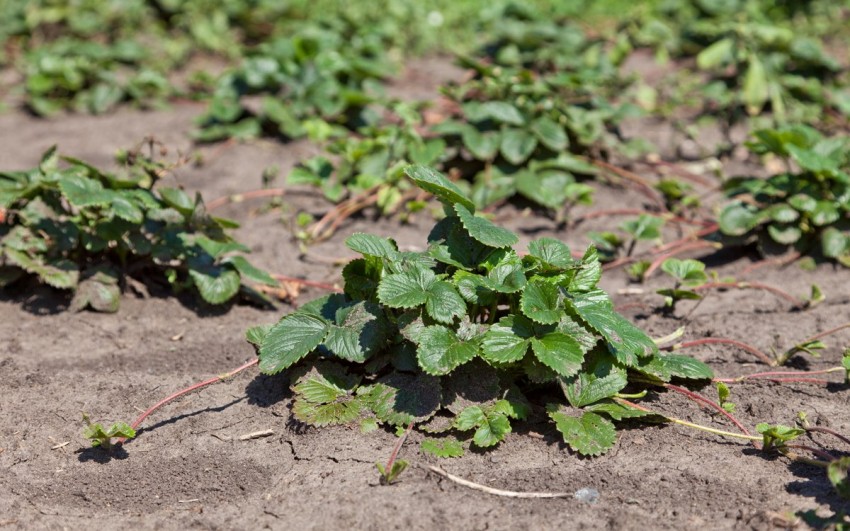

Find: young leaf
404;165;475;211
551;410;616;456
521;280;562;324
453;203;519;248
420;438;464;458
756;423;805;452
561;369;628;408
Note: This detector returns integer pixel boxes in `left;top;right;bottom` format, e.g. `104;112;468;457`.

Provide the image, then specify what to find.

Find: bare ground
0;58;849;530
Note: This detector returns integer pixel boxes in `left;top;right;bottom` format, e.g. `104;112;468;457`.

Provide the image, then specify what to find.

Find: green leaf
259;313;328;374
661;258;707;287
742;55;769;116
756;423;804;451
719;203;761;236
455;406;512;448
70;276;121;313
640;354;714;381
696;37;734;70
473;411;511;447
561;369;628;408
404;165;475;211
292;398;361;427
481;101;525;125
323;301;390;362
159;187;195;216
822;228;849;258
189;267;241;304
527;238;573;269
521;280;562;324
246;324;273;347
584;400;655;420
480;315;533;364
531;332;585;377
462;127;500;160
500;128;538;165
377;268;433;308
345;233;399;258
551;411;616;456
566;289;658;365
425;281;467;324
58;174;113;207
530;117;568;152
621;214;663;241
767;224;802;245
811;201;840;227
415;325;479;375
828;457;850;499
455;405;487;430
4;249;79;289
421;438;464;458
222;255;276;285
453;203;518;248
571;246;602;292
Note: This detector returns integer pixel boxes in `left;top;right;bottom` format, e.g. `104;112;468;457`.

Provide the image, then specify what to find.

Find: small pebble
574;487;600;504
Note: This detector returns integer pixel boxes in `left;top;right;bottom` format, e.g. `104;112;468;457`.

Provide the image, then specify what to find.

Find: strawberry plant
24;38;173;115
718;126;850;265
0;147;275;310
473;3;628;76
194;20;395;143
249;165;713;456
433;58;637;213
625;0;845;123
287;106;445;214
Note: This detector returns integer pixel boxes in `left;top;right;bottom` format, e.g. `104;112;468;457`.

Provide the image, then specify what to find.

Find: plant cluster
248;166;712;456
194;20;395;143
625;0;847;124
0;147;274;311
719;126;850;265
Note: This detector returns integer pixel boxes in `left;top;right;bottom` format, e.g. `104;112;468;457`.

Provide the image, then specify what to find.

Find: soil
1;56;849;531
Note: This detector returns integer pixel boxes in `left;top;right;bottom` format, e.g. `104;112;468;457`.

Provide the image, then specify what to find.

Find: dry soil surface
0;59;849;531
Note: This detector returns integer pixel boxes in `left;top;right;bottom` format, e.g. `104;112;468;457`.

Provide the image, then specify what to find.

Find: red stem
669;338;774;366
800;322;850;344
652;224;719;254
805;426;850;447
785;444;836;462
662;383;751;436
122;358;259;442
693;282;802;307
383;421;413;478
643;240;721;279
272;274;342;293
